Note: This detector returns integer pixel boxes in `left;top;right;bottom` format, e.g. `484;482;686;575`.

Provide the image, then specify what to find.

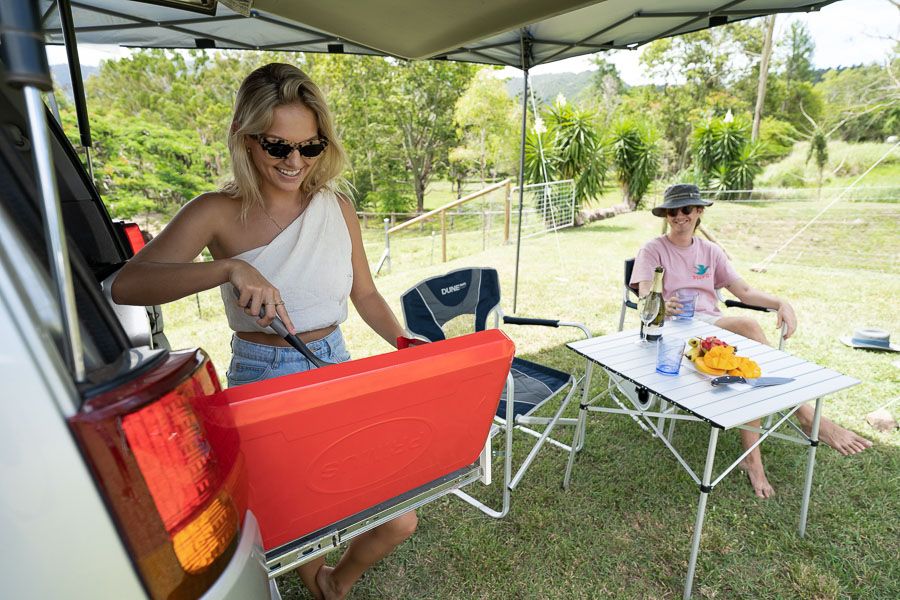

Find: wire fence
360;179;576;274
647;185;900;207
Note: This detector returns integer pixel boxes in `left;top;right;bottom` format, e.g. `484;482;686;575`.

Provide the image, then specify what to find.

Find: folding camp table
193;330;515;577
564;319;859;599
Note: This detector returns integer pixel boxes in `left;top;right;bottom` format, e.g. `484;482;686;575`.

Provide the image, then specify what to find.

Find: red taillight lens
124;392;218;533
70;350;244;599
123;222;146;254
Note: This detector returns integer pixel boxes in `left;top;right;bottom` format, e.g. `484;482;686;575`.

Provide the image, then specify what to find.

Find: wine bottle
642;266;666;342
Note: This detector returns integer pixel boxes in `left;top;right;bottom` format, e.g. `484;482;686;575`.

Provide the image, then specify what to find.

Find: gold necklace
261;197;307;232
261;205;284;232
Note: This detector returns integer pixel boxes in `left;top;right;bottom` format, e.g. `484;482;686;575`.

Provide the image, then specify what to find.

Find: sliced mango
727;356;761;378
695;356;727;376
703;346;740;370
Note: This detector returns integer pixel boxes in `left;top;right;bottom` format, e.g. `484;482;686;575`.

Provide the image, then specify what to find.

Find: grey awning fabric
40;0;839;67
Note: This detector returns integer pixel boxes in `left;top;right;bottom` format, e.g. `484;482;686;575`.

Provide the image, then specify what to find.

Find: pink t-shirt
630;236;740;317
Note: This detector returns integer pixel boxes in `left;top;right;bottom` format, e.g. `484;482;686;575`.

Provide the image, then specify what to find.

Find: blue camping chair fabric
401;267;590;518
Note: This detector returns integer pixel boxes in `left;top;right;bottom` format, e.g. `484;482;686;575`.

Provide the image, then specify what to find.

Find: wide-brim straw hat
840;328;899;352
651;183;714;217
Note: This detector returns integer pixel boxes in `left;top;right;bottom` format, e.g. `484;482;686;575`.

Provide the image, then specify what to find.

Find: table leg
799;397;823;538
563;361;593;490
684;427;720;600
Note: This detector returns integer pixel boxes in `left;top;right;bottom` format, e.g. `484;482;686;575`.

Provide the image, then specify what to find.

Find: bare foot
315;566;347;600
814;420;873;456
740;459;774;499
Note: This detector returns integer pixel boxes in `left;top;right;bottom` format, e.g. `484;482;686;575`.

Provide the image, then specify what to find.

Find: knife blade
710;375;795;387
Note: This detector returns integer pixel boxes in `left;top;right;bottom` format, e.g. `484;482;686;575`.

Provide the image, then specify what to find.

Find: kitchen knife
711;375;795;387
232;287;331;368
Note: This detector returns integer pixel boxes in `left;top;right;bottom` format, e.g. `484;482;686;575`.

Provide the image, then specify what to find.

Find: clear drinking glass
656;336;686;375
637;295;661;345
675;289;699;320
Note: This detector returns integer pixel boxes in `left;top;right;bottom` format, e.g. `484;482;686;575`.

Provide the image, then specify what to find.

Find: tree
590;56;624;124
310;55;398;209
452;71;518;183
752;15;777;141
607;119;660;210
386;60;479;212
641;24;762;99
815;58;900;141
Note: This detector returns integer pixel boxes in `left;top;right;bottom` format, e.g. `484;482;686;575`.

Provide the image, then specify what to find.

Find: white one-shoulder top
219;188;353;333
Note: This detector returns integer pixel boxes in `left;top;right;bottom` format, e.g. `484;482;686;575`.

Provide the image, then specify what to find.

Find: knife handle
711;375;744;386
231;286;331;368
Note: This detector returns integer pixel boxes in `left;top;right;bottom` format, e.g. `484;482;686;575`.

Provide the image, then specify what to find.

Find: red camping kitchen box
194;330;514;550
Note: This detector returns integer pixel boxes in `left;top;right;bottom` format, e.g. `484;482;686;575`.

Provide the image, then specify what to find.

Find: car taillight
70;350;244;600
123;222;146;254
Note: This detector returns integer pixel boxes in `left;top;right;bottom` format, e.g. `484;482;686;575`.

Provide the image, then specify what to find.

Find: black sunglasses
666;206;697;217
253;134;329;159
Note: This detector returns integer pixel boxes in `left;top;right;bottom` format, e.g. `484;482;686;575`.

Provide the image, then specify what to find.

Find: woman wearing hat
631;184;871;498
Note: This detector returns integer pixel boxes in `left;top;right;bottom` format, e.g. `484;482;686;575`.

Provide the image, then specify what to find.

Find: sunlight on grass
164;199;899;600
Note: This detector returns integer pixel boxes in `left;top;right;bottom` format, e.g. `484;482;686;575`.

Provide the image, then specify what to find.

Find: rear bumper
201;511;272;600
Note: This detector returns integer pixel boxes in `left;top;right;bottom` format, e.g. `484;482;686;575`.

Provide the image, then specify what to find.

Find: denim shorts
226;327;351;388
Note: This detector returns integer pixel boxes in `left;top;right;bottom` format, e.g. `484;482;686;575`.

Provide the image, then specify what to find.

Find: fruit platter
684;336;761;378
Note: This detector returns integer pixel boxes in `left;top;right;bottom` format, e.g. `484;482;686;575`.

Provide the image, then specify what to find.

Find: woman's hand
228;259;296;334
776;300;797;339
664;295;683;317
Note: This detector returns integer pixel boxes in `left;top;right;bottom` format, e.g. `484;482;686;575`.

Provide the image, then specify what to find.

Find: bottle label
644;322;662;341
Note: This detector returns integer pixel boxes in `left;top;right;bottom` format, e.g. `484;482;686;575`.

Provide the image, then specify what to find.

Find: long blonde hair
221;63;349;219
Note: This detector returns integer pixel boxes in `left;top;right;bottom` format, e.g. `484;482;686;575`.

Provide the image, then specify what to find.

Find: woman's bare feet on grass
740;458;774;499
814;420;873;455
315;566;347;600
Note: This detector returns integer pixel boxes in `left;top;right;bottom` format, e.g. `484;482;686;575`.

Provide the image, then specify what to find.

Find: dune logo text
441;282;467;295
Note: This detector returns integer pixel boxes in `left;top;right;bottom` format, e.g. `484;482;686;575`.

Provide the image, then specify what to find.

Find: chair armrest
502;316;591;339
503;316;559;327
723;299;774;313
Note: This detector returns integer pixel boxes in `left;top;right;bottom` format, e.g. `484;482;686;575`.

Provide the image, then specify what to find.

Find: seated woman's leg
714;316;775;498
316;511;418;600
296;557;326;600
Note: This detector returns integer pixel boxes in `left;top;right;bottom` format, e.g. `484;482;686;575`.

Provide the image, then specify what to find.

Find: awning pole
511;31;531;314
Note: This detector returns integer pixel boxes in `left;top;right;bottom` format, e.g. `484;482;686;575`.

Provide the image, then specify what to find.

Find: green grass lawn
164;199;899;599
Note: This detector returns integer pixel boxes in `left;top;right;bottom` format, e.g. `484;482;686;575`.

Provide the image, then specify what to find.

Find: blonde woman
113;63;415;600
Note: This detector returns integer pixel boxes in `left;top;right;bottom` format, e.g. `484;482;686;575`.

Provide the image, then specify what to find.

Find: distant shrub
759;117;800;163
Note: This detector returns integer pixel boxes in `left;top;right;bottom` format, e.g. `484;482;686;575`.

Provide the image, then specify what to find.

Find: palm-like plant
523;100;607;208
691;115;762;199
608;119;660;209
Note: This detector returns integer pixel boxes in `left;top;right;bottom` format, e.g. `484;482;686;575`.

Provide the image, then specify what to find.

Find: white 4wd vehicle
0;4;272;599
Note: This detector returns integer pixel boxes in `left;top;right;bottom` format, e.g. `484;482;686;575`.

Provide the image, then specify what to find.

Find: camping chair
616;257;789;431
400;267;591;518
618;258;787;348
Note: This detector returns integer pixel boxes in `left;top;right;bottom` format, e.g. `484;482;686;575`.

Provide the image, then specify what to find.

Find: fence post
441;210;447;262
504;180;511;244
482;207;488;251
374;217;392;275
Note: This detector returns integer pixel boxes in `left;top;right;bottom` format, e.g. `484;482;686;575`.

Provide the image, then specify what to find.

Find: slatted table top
568;320;859;430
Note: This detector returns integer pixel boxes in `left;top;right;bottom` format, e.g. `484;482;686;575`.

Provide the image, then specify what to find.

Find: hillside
50;63;99;100
505;70;595;105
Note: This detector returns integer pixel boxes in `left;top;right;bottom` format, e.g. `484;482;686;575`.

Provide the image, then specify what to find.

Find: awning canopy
40;0;839;68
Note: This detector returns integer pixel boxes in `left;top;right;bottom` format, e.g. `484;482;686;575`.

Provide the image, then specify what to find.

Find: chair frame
401;267;591;518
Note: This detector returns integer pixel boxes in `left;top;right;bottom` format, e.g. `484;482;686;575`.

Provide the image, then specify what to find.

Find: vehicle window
0;87;132;392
